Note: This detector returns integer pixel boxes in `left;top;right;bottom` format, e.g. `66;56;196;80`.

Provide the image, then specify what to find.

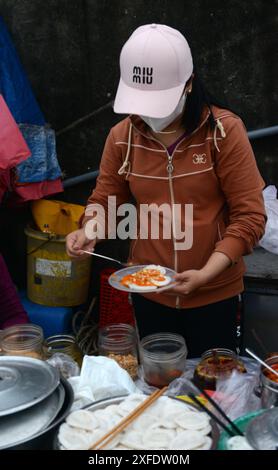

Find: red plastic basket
99;268;135;328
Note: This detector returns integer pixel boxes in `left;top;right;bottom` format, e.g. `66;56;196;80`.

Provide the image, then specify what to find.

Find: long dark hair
182;73;237;134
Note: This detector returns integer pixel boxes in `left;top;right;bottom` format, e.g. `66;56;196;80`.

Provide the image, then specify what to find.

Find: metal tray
0;356;60;416
54;394;219;450
0;382;65;449
6;376;74;450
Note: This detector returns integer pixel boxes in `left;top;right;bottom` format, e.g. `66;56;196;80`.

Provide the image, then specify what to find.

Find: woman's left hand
165;252;231;296
170;269;208;295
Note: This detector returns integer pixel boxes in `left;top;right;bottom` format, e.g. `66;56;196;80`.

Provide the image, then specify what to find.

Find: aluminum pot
5;376;73;450
255;355;278;409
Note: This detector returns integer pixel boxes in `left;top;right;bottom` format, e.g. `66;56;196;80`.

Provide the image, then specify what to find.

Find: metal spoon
245;348;278;378
81;250;129;267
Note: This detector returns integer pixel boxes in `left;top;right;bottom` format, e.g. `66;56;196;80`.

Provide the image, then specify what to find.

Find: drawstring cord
118;123;133;175
213;118;226;152
118;117;226;167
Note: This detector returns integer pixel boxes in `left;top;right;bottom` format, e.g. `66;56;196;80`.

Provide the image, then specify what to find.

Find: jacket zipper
135;133;180;305
136;132;187;309
166;151;180;309
131;120;213;309
141;137;178;270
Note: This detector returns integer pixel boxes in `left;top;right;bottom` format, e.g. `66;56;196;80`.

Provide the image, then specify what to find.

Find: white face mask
140;93;187;133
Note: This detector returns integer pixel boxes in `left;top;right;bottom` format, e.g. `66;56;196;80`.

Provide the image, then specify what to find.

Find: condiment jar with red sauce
193;348;246;391
139;333;187;388
259;354;278;408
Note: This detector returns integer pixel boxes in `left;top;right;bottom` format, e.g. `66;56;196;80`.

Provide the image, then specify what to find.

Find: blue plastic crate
20;291;73;338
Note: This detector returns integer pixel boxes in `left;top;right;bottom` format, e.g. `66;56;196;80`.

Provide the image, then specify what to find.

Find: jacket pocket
217;217;227;242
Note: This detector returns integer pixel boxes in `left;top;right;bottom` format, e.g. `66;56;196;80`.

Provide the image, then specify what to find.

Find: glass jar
1;324;44;359
139;333;187;388
44;334;83;367
98;323;138;379
193;348;246;391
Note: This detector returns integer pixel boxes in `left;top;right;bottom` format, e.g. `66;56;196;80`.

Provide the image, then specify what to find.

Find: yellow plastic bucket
25;226;91;307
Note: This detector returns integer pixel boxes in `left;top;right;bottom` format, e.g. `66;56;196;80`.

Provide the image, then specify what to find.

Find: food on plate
58;394;213;450
120;265;171;291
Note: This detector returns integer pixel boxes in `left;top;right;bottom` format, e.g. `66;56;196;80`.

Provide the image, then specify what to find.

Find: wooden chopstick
194;386;244;436
188;393;237;437
89;387;168;450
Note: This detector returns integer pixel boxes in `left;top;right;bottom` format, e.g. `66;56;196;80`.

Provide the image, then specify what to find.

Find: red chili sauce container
193;348;246;391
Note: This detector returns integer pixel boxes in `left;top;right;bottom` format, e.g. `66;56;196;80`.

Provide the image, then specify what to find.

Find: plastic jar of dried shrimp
98;323;138;379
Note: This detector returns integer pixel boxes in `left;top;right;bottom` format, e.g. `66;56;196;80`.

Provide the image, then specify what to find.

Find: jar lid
0;356;59;416
246;408;278;450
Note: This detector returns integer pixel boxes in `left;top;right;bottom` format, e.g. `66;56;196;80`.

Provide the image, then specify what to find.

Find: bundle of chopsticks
188;384;244;438
89;386;168;450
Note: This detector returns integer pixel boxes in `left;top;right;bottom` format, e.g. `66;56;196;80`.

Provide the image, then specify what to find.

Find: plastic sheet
137;357;262;421
259;185;278;254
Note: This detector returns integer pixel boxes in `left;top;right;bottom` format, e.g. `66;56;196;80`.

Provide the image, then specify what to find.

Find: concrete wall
0;0;277;288
0;0;277;201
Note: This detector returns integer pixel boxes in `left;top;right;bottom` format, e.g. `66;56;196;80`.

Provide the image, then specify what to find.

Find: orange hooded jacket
82;105;266;309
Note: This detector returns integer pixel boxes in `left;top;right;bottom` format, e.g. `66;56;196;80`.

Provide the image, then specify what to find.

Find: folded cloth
16;124;62;183
0;95;30;171
11;177;63;205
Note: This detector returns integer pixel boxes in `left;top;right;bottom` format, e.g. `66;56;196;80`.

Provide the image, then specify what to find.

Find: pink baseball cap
114;24;193;118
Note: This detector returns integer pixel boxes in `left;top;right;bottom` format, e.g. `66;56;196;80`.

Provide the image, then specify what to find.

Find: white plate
108;265;176;293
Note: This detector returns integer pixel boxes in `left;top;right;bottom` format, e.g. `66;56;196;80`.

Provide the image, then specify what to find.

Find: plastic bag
136;360;200;398
68;355;140;411
47;352;80;379
259;185;278;254
211;357;261;422
137;357;261;421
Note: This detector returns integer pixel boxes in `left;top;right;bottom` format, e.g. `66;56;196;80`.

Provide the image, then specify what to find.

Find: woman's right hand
66;228;96;259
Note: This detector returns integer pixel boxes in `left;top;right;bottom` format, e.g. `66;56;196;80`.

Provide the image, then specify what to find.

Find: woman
66;24;266;357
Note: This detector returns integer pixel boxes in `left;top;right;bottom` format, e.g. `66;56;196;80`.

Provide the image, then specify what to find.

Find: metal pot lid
0;356;60;416
246;407;278;450
0;383;65;449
